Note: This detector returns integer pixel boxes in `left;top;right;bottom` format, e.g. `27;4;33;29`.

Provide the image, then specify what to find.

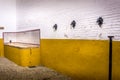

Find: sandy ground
0;57;71;80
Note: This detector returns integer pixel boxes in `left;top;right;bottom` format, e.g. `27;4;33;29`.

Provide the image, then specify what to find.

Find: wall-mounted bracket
0;26;4;30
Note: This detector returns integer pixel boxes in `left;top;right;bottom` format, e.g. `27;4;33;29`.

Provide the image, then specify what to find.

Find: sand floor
0;57;71;80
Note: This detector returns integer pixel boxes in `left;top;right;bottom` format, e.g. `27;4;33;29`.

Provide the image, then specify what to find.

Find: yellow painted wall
4;45;21;65
20;48;41;66
112;41;120;80
30;48;41;66
40;39;120;80
4;45;40;67
3;39;120;80
0;39;4;57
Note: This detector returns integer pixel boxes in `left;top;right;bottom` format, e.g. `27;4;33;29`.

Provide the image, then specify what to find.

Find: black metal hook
97;17;104;28
71;20;76;29
53;24;57;31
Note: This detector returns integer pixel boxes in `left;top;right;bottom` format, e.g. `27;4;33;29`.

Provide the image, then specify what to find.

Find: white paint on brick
0;0;16;38
16;0;120;40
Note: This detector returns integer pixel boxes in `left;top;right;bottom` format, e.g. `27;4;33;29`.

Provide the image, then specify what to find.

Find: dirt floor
0;57;71;80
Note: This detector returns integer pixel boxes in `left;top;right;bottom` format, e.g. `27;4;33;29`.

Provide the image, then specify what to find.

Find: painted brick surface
17;0;120;40
0;0;16;38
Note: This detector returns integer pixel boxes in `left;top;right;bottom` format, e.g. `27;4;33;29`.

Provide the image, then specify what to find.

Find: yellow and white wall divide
3;0;120;80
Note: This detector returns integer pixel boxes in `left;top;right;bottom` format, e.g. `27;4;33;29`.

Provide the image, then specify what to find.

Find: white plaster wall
3;33;16;43
16;0;120;40
0;0;16;38
16;30;40;44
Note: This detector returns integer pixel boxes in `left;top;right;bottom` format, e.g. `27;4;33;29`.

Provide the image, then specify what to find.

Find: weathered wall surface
0;0;16;38
17;0;120;40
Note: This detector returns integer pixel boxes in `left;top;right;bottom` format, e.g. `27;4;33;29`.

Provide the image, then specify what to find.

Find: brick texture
17;0;120;40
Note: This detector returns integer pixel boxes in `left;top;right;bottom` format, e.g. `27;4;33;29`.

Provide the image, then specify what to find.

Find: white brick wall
0;0;16;38
16;0;120;40
4;30;40;44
